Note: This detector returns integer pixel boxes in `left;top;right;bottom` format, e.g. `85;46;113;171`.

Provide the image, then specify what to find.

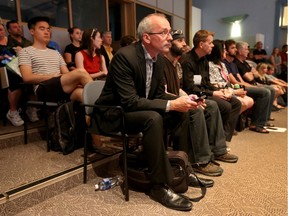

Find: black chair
81;80;142;201
23;83;60;151
0;67;9;126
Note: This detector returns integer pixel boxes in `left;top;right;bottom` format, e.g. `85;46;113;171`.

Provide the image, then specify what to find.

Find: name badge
193;75;202;85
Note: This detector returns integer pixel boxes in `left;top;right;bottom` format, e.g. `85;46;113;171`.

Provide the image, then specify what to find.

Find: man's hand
169;96;198;112
233;88;246;97
213;89;233;101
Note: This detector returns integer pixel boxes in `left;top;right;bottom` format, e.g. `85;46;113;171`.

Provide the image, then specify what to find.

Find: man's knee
206;99;219;114
146;111;163;128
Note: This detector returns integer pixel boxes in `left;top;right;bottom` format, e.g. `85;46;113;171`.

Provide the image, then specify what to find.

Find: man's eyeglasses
90;28;97;38
147;29;172;37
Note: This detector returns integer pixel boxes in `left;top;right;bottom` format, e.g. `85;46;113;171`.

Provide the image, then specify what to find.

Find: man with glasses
96;13;196;211
18;16;92;103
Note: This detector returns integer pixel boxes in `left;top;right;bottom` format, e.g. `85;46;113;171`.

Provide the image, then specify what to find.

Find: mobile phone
194;95;206;102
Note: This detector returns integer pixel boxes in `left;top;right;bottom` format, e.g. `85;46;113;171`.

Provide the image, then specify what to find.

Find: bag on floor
119;150;206;201
48;101;76;155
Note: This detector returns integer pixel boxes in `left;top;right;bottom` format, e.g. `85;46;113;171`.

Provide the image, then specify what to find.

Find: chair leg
44;112;51;152
23;105;28;144
123;135;129;201
83;131;88;184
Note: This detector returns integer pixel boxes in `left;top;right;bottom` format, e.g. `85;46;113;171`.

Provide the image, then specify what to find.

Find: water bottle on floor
94;175;124;191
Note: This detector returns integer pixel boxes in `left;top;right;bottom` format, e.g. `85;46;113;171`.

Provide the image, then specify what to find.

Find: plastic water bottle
94;175;123;191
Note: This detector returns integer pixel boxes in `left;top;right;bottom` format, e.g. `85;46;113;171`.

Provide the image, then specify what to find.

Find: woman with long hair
207;39;254;114
269;47;282;76
256;63;285;109
75;28;108;80
75;28;109;154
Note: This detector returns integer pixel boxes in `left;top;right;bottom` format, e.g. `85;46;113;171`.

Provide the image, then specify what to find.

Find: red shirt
81;50;100;74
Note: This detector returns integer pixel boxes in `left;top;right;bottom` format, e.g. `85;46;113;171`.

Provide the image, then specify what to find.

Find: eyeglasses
171;29;183;36
147;29;172;37
90;28;97;38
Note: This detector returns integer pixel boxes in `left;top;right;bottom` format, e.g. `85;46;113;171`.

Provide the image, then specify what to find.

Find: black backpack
48;101;76;155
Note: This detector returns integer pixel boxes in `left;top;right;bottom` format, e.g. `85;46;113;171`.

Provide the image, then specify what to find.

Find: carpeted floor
2;108;288;216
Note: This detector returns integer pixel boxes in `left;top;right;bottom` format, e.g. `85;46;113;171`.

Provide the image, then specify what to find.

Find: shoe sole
193;169;223;177
149;196;193;211
214;158;238;163
6;114;24;127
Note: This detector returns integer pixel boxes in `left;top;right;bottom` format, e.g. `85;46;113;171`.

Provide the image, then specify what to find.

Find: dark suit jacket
97;42;176;112
100;45;114;69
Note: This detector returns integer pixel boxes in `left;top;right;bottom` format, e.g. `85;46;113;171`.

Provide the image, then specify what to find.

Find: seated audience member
181;30;242;142
269;47;282;76
253;41;269;64
279;44;287;81
75;28;108;153
246;52;257;68
5;20;39;125
119;35;137;47
234;41;275;128
100;30;114;68
266;64;288;88
163;30;237;177
95;13;197;211
255;63;285;109
18;16;93;103
223;40;272;134
207;39;254;114
267;64;287;106
47;31;61;53
64;27;82;71
75;28;108;80
0;23;10;66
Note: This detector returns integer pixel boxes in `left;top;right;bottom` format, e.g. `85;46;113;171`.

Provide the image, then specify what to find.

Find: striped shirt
18;46;66;75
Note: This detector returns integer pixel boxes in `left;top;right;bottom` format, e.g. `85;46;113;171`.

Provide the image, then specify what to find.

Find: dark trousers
124;110;189;185
209;96;241;142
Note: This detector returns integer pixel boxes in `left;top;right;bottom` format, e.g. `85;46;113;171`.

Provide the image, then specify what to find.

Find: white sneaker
26;106;39;122
6;110;24;126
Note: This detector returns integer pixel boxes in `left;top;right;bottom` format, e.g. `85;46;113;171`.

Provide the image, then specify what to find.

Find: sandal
249;126;269;134
265;122;275;127
275;104;285;109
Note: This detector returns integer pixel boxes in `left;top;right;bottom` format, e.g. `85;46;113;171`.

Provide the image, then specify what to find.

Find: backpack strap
184;172;206;202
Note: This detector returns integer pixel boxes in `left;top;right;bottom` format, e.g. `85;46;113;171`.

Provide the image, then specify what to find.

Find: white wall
191;6;201;47
192;0;279;53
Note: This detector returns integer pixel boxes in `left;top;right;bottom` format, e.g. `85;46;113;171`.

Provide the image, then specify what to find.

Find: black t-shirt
222;59;240;82
233;58;257;85
253;49;267;64
64;43;81;64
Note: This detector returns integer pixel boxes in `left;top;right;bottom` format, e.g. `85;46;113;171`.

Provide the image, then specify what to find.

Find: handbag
119;150;206;202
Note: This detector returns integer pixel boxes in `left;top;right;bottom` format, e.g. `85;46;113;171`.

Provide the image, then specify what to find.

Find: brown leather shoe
192;161;223;177
215;153;238;163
